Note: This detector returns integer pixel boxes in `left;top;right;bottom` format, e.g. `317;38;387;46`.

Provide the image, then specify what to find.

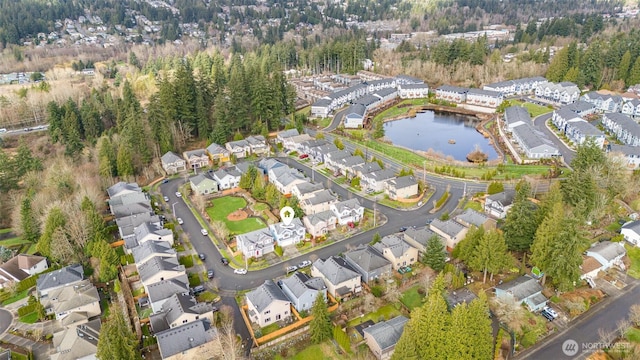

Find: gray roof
487;190;516;207
183;148;207;158
368;169;396;181
512;123;558;152
303;190;337;206
346;104;366;117
570;120;604;136
116;212;160;238
155;319;215;359
281;272;326;300
161;151;183;165
237;228;274;250
133;222;172;242
333;198;362;214
446;288;478;307
314;144;339;156
430;219;466;238
554;108;583;121
374;87;397;98
404;227;445;248
304;210;337;226
270;218;305;237
604;113;640;138
622;220;640;234
138;256;185;284
107;191;149;208
270;166;305;187
106;182;141;198
37;264;84;293
467;88;502;97
246;135;266;146
234;162;254;174
437;85;468;93
395;74;424;84
146;275;190;304
354;94;379;107
226;139;249;149
399;83;429;90
312;98;332;107
292;182;324;196
609;144;640;157
587;241;626;263
390;175;417;189
190;173;213;187
504;106;530;126
110;201;152;218
563;100;595;113
246;280;290;313
205;142;228;155
454;209;489;227
354;162;382;174
278;129;300;139
151;292;214;332
214;167;241;180
344;245;390;272
45;279;99;314
341;155;365;168
374;234;415;258
313;256;360;285
496;275;543;300
51;317;101;360
258;158;285;172
132;240;176;264
363;316;409;351
326;149;352;161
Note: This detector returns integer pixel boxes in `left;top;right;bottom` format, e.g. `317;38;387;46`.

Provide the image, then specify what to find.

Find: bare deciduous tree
50;227;77;264
629;304;640;328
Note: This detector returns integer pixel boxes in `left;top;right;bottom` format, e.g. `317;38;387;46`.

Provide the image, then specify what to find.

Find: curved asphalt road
0;309;13;338
532;113;576;166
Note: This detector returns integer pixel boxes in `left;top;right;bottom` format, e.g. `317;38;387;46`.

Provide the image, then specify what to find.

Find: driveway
532;113;576;166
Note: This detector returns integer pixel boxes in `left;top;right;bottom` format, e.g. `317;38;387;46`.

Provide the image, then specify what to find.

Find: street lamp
423;160;426;186
172;202;178;217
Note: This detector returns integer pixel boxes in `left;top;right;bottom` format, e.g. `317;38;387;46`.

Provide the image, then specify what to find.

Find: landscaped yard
0;228;12;234
253;202;270;212
373;99;428;122
379;197;419;209
18;312;38;324
401;285;425;310
464;200;484;211
1;289;30;306
507;99;553;117
626;244;640;279
276;342;342;360
347;304;402;328
0;237;31;247
206;196;267;235
626;327;640;343
259;322;281;337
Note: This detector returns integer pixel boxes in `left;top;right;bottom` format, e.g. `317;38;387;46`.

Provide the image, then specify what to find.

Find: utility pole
172;202;178;217
423;160;426;185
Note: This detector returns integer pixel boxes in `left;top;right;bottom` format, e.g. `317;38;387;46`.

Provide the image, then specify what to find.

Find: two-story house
495;275;547;312
363;316;409;360
132;240;177;265
361;169;396;192
301;190;338;215
43;279;101;320
311;256;362;299
429;219;469;250
237;228;275;258
454;209;496;230
403;227;447;260
127;221;174;252
161;151;187;174
183;149;210;170
36;264;84;299
190;174;219;195
276;129;300;144
324;150;352;174
213;167;242;190
155;319;216;360
484;190;516;219
0;254;48;288
280;272;327;312
331;199;365;226
50;317;101;360
225;139;251;158
138;256;186;289
303;210;338;238
268;166;307;196
246;135;268;155
384;175;419;200
149;292;215;332
205;142;231;164
373;235;419;270
343;245;392;284
269;218;306;247
291;182;324;201
146;275;190;314
246;280;291;327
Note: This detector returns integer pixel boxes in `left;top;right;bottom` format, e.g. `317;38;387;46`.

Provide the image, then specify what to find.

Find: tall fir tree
503;182;539;251
96;304;141;360
20;193;39;243
309;293;331;344
423;235;446;271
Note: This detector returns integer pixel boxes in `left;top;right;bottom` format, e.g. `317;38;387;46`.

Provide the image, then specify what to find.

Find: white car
177;218;183;225
543;306;558;319
234;268;247;275
163;196;169;202
175;192;182;198
200;229;208;236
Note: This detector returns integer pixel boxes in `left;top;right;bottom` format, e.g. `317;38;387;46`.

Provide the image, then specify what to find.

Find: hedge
16;276;37;292
435;191;450;209
333;326;351;354
274;245;283;257
18;303;39;317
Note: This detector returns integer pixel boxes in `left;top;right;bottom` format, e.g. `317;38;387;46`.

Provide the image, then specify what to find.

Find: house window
276;314;281;320
284;310;288;315
265;310;270;315
183;320;188;323
265;318;271;323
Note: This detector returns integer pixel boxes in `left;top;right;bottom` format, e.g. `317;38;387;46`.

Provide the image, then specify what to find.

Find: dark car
207;270;214;279
221;257;229;265
192;285;206;295
162;179;169;184
399;227;408;232
199;253;206;261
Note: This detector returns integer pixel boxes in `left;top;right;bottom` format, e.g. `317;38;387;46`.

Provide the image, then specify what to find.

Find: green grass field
401;285;425;310
347;304;402;327
626;244;640;279
373;99;428;122
276;343;342;360
507;99;553;118
206;196;266;235
253;202;270;212
627;327;640;343
18;312;38;324
0;237;30;247
0;228;12;234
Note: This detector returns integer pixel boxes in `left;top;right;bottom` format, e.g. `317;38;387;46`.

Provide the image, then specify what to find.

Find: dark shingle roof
246;280;290;313
344;245;390;272
37;264;84;293
363;316;409;351
155;319;215;359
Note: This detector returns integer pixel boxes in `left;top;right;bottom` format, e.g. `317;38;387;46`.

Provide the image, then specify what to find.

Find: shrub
370;286;384;298
487;181;504;195
179;256;194;268
274;245;283;257
434;192;450;209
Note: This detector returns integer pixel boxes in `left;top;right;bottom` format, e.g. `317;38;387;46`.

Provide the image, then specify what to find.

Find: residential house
284;134;315;154
435;85;468;103
132;240;176;265
331;199;365;226
43;279;100;320
483;77;547;96
237;228;275;258
373;235;418;270
246;135;269;155
465;88;503;108
484;190;516;219
311;98;332;118
311;256;362;299
563;100;597;117
246;280;291;327
146;275;190;314
353;162;382;179
338;156;366;179
182;149;210;170
622;98;640;117
0;254;47;288
362;169;396;192
301;190;338;215
511;123;560;159
280;272;327;312
234;161;254;175
344;104;366;129
268;165;307;195
503;106;530;132
205;142;231;164
116;212;161;241
601;112;640;146
109;201;152;219
50;317;101;360
564;120;605;148
395;74;424;85
161;151;187;174
454;209;496;230
324;150;352;174
343;245;392;283
107;182;142;200
608;144;640;169
189;174;218;195
535;81;579;105
446;288;479;308
269;218;306;247
552;108;583;131
213;167;242;190
37;264;84;299
126;221;174;251
309;144;339;164
138;256;186;288
150;292;215;332
291;182;324;201
403;227;447;259
363;316;409;360
257;158;285;175
429;219;469;250
621;220;640;246
303;210;338;238
495;275;547;312
155;319;216;360
276;129;300;144
581;92;624;113
384;175;418;200
225;139;251;158
397;84;429;99
581;241;627;280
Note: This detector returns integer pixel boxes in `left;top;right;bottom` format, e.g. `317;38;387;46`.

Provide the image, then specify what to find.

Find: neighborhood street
532;113;576;166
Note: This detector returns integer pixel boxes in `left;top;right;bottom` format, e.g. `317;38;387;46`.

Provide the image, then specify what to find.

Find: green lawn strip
347;304;402;328
277;343;341;360
0;237;30;247
2;289;30;306
179;255;195;268
378;198;416;209
626;327;640;343
260;322;281;336
206;196;266;235
188;273;202;287
507;100;553;117
253;203;270;212
318;118;332;129
101;298;110;318
18;312;38;324
464;200;483;212
11;352;28;360
0;228;12;234
400;285;425;310
373;99;428;123
626;244;640;279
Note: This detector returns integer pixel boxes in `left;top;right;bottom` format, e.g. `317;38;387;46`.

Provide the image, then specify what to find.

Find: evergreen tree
47;101;64;143
37;208;66;258
98;136;117;178
454;225;484;262
628;56;640;87
96;304;141;360
309;293;331;344
239;165;258;189
423;235;446;271
469;230;513;283
15;140;42;177
20;193;39;243
546;46;569;82
116;143;134;177
464;293;494;360
617;50;632;82
530;202;564;285
503;182;539;251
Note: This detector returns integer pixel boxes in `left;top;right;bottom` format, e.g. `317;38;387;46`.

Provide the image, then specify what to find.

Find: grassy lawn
401;285;425;311
0;228;12;234
260;322;281;336
101;298;110;318
253;202;270;212
373;99;428;122
379;197;418;209
464;200;484;211
347;304;402;328
188;273;202;286
206;196;266;235
11;352;28;360
179;255;195;268
626;244;640;279
2;289;30;306
507;99;553;117
276;342;342;360
138;306;153;319
19;312;38;324
318;118;332;129
0;237;30;247
132;287;145;296
626;327;640;343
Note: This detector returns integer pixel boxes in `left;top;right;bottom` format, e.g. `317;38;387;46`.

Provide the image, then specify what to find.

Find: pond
383;110;499;161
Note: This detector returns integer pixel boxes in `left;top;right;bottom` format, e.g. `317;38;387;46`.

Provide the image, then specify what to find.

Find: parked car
234;268;247;275
399;227;408;232
0;128;6;133
199;253;206;260
541;309;555;321
220;258;229;266
207;270;214;279
297;260;312;268
299;154;309;159
177;218;183;225
286;265;298;274
365;188;374;194
162;179;169;184
192;285;206;295
200;229;208;236
175;191;182;198
543;306;558;319
163;196;169;202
